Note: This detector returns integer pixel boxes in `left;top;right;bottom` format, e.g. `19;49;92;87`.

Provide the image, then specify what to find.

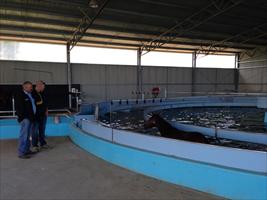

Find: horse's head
144;113;161;129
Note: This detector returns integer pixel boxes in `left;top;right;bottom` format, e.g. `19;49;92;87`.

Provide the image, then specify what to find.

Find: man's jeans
32;116;47;147
18;119;34;156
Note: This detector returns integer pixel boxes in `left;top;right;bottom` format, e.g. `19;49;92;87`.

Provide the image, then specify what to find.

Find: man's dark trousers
32;116;47;147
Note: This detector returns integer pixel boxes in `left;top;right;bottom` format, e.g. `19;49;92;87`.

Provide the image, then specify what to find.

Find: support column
234;53;240;93
137;47;142;98
191;51;197;95
67;43;72;109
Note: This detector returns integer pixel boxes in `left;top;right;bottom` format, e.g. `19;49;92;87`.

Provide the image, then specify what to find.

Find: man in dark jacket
32;80;49;151
15;81;36;159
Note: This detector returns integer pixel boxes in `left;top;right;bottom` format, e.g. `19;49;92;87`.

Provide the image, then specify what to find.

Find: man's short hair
36;80;46;85
23;81;33;85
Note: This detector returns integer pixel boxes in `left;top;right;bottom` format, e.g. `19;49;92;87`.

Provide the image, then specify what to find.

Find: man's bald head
23;81;33;93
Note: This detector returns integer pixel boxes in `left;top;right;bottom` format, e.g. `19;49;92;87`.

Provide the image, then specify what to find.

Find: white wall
239;50;267;93
0;60;236;102
0;60;67;84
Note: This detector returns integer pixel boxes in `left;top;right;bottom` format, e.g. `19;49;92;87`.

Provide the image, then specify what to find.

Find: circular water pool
99;106;267;151
100;107;266;133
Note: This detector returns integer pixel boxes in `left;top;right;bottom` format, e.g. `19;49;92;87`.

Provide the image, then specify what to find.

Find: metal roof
0;0;267;54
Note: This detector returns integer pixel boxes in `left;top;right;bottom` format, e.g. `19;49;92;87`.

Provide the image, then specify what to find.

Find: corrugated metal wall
72;64;137;102
0;60;67;84
239;50;267;93
0;60;236;102
193;68;235;94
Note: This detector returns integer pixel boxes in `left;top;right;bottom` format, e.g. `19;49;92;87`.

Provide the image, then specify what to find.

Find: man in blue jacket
15;81;36;159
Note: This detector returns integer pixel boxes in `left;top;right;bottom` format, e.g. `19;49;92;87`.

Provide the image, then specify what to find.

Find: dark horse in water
144;114;208;144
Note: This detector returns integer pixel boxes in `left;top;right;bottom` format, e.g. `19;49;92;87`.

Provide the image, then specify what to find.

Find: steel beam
66;43;72;109
104;6;267;28
234;53;240;92
140;0;243;55
137;47;142;98
2;0;266;26
191;51;197;95
67;0;109;50
2;8;264;42
1;23;256;52
1;32;222;53
1;29;250;54
240;46;267;61
197;23;267;56
0;24;220;48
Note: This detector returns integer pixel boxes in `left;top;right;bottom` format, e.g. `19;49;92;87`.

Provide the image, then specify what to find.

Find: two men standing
15;81;49;159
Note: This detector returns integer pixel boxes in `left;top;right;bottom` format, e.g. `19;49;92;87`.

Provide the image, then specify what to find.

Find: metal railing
1;91;266;119
165;91;267;97
0;96;72;118
0;96;16;117
130;89;267;100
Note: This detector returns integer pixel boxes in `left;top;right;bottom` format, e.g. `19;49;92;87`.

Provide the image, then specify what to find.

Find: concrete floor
0;137;223;200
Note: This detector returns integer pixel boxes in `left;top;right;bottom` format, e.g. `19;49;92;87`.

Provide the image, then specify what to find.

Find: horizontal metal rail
0;109;72;117
239;59;267;64
104;92;267;104
48;109;72;114
165;91;267;96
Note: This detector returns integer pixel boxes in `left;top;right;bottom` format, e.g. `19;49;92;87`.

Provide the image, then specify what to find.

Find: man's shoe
40;144;52;150
32;146;40;153
26;150;37;155
18;154;31;159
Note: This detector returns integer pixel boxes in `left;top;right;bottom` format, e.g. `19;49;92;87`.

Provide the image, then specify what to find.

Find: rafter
140;0;243;55
67;0;110;50
196;23;267;56
240;46;267;61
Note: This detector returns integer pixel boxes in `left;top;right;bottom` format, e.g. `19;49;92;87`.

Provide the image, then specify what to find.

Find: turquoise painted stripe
69;125;267;200
0;118;69;139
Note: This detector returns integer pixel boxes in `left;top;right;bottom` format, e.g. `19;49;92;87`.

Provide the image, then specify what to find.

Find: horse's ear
152;112;160;116
158;111;163;115
144;113;152;120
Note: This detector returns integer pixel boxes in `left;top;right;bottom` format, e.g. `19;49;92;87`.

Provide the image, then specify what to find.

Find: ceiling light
89;0;99;8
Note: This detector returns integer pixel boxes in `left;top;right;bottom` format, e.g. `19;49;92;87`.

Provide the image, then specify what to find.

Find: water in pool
161;107;266;133
99;107;267;151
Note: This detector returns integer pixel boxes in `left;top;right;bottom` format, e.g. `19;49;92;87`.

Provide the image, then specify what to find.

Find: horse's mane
153;114;174;131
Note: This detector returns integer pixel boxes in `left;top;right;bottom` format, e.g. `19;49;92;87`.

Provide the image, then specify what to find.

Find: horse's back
188;132;207;143
169;129;207;144
154;115;207;144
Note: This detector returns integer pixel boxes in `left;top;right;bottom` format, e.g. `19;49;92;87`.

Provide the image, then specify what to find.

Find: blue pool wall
80;119;267;174
0;116;70;139
1;95;267;199
69;125;267;200
1;115;267;199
